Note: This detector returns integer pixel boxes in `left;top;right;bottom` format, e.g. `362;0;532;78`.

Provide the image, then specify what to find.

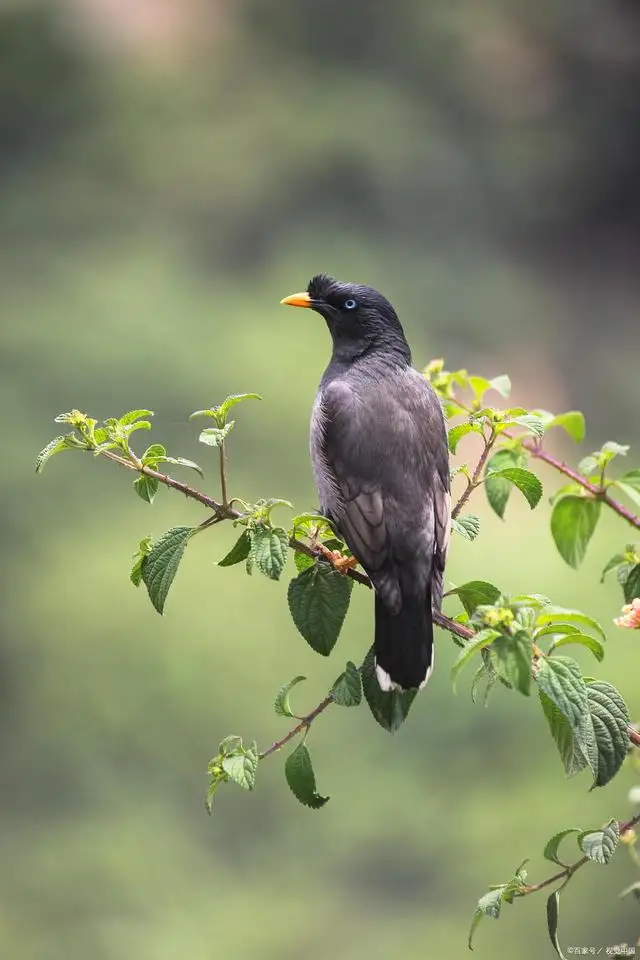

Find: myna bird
281;274;450;692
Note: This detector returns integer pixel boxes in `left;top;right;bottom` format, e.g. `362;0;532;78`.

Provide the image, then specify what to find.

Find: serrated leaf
218;530;252;567
616;469;640;508
119;409;154;426
550;496;601;568
536;656;588;732
162;456;204;478
331;661;362;706
492;632;533;696
451;514;480;541
222;747;258;791
546;890;566;960
360;646;417;732
35;435;72;473
450;629;500;691
548;633;605;662
140;443;167;466
548;411;586;444
539;690;591;778
287;564;352;656
284;743;328;809
484;449;523;518
250;525;289;581
446;580;502;616
274;675;306;718
622;564;640;604
585;680;630;787
199;423;234;447
511;414;547;439
130;535;153;587
468;884;509;950
448;422;482;453
579;819;619;863
125;420;152;434
543;828;581;866
133;474;159;504
141;526;193;614
217;393;262;421
535;607;606;640
486;467;542;512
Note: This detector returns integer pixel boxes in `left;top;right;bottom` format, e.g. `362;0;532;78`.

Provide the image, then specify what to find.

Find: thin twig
259;695;334;759
219;442;228;508
451;429;496;521
520;812;640;897
521;440;640;531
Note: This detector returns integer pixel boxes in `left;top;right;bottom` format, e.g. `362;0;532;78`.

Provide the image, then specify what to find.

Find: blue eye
344;298;357;310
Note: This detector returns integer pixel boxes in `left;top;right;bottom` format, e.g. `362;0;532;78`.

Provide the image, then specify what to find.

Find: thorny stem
451;427;496;521
519;812;640;897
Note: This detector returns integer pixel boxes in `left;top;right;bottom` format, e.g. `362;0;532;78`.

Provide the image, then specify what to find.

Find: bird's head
281;274;411;365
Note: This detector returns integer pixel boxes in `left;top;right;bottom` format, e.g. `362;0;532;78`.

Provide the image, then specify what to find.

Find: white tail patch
375;649;434;693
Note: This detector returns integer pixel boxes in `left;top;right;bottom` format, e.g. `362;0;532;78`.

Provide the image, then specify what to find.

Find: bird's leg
309;527;359;574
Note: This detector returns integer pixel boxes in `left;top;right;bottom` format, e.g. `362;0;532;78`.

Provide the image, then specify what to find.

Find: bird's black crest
307;274;338;300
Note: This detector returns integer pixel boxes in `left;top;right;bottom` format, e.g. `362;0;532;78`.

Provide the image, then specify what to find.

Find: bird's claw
317;543;358;574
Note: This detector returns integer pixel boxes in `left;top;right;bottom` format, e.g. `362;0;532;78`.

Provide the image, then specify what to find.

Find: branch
521;440;640;531
451;429;496;521
259;695;334;759
520;811;640;897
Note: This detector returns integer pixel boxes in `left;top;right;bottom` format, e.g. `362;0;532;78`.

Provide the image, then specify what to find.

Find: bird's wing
316;369;450;612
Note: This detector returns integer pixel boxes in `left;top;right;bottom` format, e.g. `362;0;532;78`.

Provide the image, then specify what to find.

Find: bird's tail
374;586;434;692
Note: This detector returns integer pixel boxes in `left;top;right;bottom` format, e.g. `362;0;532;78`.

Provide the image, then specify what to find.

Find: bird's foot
317;543;358;574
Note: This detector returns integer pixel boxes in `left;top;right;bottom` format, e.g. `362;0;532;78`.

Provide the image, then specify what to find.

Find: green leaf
218;530;252;567
535;656;588;732
486;467;542;512
492;632;533;696
543;828;581;866
35;435;73;473
547;411;586;443
331;661;362;706
601;553;626;583
616;468;640;506
294;551;315;573
140;442;166;465
360;646;418;732
250;525;289;581
119;409;154;426
546;890;566;960
130;535;153;587
539;690;591;778
548;633;605;663
446;580;502;616
451;514;480;541
448;422;482;453
191;393;262;426
162;456;205;478
535;607;606;640
579;819;619;864
585;681;630;788
450;629;500;691
284;743;328;809
489;374;511;398
133;474;159;504
287;564;352;656
222;746;258;791
274;675;306;718
141;526;193;614
468;869;526;952
622;564;640;604
550;496;601;568
510;414;546;439
198;423;234;447
484;449;523;518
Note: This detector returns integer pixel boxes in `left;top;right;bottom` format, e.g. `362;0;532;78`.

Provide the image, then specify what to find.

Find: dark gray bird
281;274;450;691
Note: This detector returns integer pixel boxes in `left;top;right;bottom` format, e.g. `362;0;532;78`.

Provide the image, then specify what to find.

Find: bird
281;274;450;692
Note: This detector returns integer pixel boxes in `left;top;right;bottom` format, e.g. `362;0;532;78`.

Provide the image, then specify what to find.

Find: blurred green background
3;1;640;956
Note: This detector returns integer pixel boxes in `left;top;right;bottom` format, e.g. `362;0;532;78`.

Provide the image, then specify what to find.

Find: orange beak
280;291;312;309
